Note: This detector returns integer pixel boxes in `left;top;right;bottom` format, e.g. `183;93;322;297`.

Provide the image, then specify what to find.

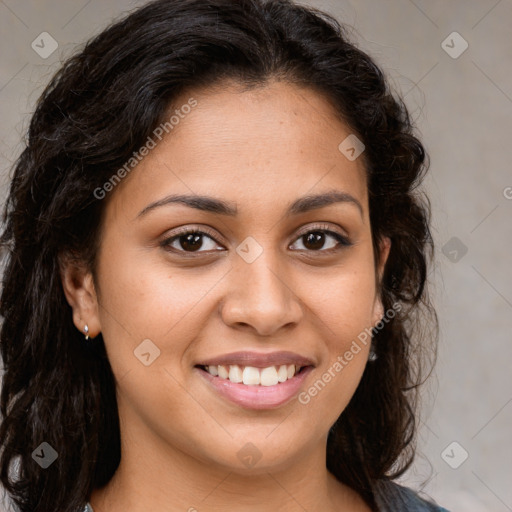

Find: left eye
290;230;351;252
161;228;351;254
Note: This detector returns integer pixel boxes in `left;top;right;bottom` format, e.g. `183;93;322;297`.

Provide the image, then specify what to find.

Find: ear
59;255;101;338
371;236;391;327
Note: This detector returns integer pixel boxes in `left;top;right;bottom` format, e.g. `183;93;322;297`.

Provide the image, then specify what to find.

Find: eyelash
160;224;352;256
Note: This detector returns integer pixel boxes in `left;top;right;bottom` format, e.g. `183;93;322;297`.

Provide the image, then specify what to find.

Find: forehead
105;80;368;221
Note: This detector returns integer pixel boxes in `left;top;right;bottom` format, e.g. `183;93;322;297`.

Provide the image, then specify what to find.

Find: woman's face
77;80;390;473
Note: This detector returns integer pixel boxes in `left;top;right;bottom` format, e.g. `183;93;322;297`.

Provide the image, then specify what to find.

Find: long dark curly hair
0;0;437;510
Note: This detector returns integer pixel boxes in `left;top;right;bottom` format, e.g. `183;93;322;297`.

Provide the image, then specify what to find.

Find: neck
89;415;369;511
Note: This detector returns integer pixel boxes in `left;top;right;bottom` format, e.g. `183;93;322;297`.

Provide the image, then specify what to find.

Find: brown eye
290;229;351;252
177;233;204;252
161;229;223;253
160;226;351;256
303;232;327;250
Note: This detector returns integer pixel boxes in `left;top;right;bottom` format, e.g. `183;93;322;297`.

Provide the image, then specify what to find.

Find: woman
0;0;448;511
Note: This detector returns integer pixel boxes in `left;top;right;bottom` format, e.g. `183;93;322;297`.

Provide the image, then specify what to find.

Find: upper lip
196;351;316;368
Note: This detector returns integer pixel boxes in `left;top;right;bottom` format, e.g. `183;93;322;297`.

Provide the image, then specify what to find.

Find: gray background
0;1;511;511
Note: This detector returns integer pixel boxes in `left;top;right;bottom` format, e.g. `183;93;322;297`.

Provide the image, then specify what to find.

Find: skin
61;79;390;512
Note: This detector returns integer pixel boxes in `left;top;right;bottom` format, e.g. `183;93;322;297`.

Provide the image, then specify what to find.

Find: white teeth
242;366;260;385
218;365;229;379
260;366;279;386
228;365;243;383
207;365;218;376
277;365;288;382
204;363;302;385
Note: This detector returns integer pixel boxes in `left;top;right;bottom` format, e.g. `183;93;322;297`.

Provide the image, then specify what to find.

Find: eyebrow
137;189;363;219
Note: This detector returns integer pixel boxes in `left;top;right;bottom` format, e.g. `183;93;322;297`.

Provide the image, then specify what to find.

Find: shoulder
371;479;451;512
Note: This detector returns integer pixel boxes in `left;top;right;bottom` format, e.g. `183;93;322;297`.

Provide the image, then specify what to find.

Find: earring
368;340;378;361
84;324;89;341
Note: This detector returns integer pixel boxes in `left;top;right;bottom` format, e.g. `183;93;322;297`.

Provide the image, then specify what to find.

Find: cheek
296;257;377;387
94;242;224;371
304;264;378;339
295;270;376;426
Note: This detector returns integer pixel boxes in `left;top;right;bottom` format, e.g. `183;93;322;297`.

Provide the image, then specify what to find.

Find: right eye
160;228;225;254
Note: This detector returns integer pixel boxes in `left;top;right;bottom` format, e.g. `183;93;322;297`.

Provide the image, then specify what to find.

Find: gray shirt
83;479;450;511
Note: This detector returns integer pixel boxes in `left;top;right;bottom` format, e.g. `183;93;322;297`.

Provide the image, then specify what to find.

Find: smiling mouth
195;364;309;386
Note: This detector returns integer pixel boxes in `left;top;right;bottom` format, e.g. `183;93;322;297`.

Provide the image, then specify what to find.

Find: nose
220;249;303;337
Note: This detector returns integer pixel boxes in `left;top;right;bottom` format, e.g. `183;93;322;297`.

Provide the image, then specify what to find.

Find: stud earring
368;316;386;362
84;324;89;341
368;341;378;361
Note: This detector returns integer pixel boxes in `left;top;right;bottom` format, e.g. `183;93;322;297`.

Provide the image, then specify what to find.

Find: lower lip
195;366;314;410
